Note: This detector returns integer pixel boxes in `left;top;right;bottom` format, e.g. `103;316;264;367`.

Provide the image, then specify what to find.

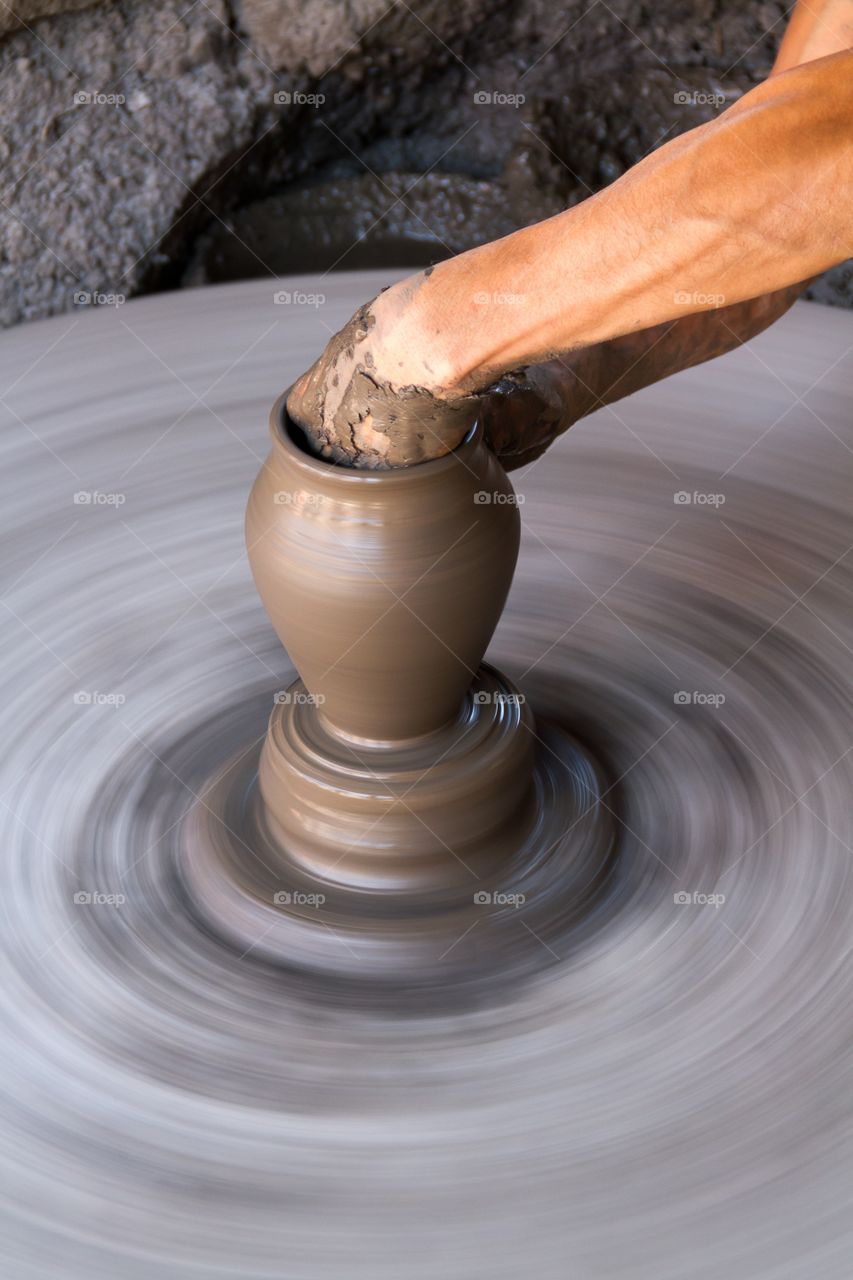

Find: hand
286;276;478;469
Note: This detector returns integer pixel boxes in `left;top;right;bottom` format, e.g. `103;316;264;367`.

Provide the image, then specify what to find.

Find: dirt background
1;0;849;326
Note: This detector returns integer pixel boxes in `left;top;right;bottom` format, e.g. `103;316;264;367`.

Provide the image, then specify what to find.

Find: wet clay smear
285;298;480;468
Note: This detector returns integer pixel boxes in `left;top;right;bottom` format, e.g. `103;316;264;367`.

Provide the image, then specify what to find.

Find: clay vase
246;393;520;741
245;393;536;892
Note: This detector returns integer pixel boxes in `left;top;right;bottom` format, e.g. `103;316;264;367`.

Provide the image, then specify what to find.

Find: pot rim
269;388;481;483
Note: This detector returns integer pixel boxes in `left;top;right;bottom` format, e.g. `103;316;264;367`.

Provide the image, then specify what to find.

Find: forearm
414;51;852;391
535;281;806;425
288;5;852;470
774;0;853;70
504;0;852;425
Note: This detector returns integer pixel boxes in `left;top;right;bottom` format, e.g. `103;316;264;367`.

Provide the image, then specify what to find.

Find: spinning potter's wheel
2;273;852;1277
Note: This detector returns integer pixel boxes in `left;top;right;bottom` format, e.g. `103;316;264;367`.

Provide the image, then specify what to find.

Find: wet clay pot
244;393;540;892
185;393;614;943
219;391;607;911
246;393;521;742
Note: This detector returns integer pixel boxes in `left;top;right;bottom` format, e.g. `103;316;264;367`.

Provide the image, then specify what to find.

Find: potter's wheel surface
2;273;852;1278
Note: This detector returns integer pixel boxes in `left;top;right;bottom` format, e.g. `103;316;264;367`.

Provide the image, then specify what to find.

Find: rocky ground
0;0;848;326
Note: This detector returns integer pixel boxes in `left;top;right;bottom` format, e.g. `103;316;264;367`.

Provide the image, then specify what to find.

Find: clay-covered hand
287;280;805;476
286;282;480;470
286;268;592;473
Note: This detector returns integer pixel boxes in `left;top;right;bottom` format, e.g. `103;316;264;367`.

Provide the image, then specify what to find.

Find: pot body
246;394;521;740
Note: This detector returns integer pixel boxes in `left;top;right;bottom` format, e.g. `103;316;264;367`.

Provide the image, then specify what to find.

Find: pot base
181;681;617;984
258;664;543;894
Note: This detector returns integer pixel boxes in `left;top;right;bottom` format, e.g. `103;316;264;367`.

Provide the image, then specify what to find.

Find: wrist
370;271;470;397
380;245;572;395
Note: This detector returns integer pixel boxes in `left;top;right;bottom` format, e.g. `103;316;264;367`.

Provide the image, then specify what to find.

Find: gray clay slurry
1;272;852;1278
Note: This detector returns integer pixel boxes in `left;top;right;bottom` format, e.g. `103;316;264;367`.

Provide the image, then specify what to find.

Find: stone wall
0;0;848;325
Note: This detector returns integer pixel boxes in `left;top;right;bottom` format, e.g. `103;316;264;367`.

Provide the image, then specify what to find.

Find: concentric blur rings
0;280;851;1278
